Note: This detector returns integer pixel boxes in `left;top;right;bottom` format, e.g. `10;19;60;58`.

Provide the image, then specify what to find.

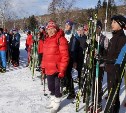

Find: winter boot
0;68;6;73
45;95;55;109
36;67;41;72
51;97;61;113
124;102;126;107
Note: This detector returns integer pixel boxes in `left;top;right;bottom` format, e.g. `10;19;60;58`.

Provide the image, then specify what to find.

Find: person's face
65;23;71;31
77;28;84;36
13;31;16;34
47;28;57;37
111;20;121;31
96;27;101;34
10;31;13;35
37;33;40;38
39;28;43;32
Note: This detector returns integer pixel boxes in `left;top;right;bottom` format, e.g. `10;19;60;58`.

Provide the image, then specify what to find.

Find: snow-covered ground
0;32;126;113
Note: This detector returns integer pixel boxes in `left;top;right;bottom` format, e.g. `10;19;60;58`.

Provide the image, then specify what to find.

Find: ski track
0;33;125;113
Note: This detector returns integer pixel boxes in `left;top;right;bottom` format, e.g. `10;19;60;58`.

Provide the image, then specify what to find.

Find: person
0;28;7;73
8;30;14;62
3;29;10;63
41;20;69;113
36;26;46;71
11;29;21;67
88;20;109;112
64;20;80;99
74;25;88;88
104;15;126;113
25;30;33;67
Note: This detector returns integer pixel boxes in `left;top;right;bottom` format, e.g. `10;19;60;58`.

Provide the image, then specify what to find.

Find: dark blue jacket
12;33;20;48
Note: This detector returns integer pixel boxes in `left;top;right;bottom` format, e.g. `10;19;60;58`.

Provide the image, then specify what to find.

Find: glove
73;62;77;69
41;68;45;74
25;47;28;52
58;72;64;79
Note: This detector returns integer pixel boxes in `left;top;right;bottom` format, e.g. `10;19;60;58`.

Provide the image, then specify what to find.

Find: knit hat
46;20;57;30
39;26;45;31
65;20;73;27
96;20;102;30
83;24;88;31
111;15;126;29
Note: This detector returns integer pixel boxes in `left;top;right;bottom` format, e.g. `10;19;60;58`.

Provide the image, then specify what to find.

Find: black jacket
105;29;126;72
69;35;80;62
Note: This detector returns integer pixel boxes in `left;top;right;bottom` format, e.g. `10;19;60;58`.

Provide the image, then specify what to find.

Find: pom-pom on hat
111;15;126;29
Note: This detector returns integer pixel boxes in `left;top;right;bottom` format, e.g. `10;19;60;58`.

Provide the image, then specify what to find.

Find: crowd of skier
0;28;21;72
0;14;126;113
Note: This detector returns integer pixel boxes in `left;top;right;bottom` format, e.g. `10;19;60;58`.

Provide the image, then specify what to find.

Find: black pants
12;47;19;65
65;58;75;94
38;53;42;67
47;73;62;97
107;71;120;113
77;54;84;88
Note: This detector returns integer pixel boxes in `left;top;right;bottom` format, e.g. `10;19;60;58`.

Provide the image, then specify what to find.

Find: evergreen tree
96;0;117;31
27;15;38;32
97;0;102;9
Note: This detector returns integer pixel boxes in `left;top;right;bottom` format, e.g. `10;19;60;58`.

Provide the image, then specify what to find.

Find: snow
0;32;126;113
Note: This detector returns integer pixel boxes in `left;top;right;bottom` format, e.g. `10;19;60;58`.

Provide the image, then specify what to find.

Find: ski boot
51;97;61;113
45;95;55;109
0;68;6;73
124;102;126;107
36;67;41;72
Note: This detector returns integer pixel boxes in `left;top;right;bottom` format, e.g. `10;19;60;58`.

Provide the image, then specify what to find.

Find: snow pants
12;47;19;65
107;71;120;113
65;57;75;95
47;73;62;97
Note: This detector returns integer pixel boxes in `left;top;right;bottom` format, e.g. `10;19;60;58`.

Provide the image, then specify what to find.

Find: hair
27;30;31;35
0;28;3;33
38;31;44;40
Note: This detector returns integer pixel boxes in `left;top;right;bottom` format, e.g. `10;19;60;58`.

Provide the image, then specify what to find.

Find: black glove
25;48;28;52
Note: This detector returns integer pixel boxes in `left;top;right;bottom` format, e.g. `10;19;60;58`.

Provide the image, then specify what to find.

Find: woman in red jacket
41;20;69;113
0;28;7;73
25;30;33;66
36;27;46;71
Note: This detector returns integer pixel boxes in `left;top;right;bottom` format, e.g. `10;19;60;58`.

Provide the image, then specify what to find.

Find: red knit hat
83;24;88;31
46;20;57;30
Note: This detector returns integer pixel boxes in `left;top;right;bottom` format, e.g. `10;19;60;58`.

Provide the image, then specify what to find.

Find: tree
0;0;12;28
27;15;38;32
96;0;117;31
97;0;102;9
48;0;76;26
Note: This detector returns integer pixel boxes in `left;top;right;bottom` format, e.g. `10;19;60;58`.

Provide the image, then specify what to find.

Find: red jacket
0;34;7;51
41;29;69;76
26;34;33;47
38;39;44;54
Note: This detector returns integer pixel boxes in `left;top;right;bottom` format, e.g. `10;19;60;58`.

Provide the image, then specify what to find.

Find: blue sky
10;0;123;18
